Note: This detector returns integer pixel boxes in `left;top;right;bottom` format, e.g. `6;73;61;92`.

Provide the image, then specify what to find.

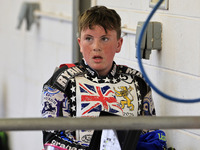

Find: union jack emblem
79;83;122;115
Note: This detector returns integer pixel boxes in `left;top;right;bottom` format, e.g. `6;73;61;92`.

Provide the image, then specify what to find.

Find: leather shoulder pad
118;65;143;78
53;64;84;92
119;65;151;92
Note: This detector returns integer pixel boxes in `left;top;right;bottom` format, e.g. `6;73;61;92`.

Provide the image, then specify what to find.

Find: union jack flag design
79;83;123;116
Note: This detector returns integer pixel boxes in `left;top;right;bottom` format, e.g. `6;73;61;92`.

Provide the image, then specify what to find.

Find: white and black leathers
41;59;155;150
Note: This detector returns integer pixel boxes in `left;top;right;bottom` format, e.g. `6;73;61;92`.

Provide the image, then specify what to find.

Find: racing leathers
41;59;156;149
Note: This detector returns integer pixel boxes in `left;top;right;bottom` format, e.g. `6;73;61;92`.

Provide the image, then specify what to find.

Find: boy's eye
102;37;109;41
85;37;93;41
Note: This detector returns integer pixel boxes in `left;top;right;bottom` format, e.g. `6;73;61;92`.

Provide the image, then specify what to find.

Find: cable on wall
136;0;200;103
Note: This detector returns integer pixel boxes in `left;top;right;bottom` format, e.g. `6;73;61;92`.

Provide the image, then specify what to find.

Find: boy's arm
142;89;156;116
41;85;88;149
41;63;87;149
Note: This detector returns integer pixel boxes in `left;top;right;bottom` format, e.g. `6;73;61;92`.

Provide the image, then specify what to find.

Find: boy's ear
116;37;123;53
77;38;81;45
77;38;83;53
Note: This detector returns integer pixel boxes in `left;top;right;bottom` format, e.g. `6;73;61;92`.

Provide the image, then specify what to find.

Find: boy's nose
93;40;101;51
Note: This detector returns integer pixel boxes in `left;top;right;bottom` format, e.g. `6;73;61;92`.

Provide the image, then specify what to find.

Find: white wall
0;0;73;149
0;0;200;149
96;0;200;149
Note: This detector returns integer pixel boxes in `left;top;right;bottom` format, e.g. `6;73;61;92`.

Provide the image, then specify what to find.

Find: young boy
41;6;155;150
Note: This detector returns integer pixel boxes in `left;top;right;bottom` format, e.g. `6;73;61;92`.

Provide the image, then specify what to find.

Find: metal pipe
34;10;72;22
0;116;200;131
121;27;136;35
72;0;80;62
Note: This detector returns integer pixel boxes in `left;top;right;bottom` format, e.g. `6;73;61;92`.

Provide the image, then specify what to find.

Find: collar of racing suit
80;58;118;78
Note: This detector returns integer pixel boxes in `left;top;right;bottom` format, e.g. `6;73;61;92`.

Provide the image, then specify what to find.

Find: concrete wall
0;0;199;149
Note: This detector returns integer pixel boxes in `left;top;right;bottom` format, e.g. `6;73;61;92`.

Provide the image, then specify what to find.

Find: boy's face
78;25;123;76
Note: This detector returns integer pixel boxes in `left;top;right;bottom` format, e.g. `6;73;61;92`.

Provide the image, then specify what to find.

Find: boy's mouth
93;55;103;62
93;56;102;59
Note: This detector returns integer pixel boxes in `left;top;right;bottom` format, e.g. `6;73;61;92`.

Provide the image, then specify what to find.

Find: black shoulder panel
44;64;85;92
118;65;150;93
